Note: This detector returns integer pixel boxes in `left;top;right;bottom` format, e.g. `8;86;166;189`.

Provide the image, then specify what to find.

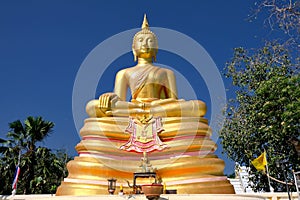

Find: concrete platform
0;193;299;200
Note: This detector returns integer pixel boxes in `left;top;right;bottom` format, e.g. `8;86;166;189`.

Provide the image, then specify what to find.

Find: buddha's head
132;15;158;62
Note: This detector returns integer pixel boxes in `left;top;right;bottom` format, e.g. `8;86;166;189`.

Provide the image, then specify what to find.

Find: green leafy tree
0;116;70;194
220;0;300;192
29;147;70;194
220;45;299;191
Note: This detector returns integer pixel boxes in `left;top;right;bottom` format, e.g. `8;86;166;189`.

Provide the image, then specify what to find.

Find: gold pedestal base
56;117;234;195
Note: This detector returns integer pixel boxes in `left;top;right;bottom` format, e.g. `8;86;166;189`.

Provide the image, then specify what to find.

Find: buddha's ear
153;49;158;62
133;51;137;62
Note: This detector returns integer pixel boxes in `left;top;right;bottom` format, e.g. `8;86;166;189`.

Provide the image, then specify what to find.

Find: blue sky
0;1;267;174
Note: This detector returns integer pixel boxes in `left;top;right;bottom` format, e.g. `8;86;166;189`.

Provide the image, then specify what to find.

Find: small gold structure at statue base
56;14;234;196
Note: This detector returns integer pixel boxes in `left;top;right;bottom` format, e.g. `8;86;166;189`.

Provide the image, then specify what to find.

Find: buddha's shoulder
152;66;175;76
116;65;174;75
148;65;175;75
115;68;125;74
115;67;137;79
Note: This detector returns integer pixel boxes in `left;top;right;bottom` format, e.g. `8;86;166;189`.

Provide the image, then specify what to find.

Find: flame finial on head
142;14;149;29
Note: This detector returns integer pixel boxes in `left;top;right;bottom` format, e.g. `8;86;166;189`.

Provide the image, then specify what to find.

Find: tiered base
56;117;234;195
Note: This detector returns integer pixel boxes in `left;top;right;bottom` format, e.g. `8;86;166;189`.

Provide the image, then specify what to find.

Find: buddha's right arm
99;92;120;111
85;93;144;117
114;69;128;101
87;69;129;117
85;92;121;117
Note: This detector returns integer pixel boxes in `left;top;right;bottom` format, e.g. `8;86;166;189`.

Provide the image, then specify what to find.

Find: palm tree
22;116;54;194
0;116;55;194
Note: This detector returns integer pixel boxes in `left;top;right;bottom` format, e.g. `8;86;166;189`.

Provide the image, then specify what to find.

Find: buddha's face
133;33;158;59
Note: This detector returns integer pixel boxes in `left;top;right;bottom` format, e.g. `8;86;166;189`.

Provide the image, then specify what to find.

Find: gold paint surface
57;16;234;195
57;115;234;195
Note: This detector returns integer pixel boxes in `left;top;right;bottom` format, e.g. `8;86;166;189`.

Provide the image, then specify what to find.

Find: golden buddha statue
56;15;234;195
86;15;205;118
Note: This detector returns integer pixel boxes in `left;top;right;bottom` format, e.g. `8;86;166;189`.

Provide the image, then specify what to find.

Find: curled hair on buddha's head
132;14;158;62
